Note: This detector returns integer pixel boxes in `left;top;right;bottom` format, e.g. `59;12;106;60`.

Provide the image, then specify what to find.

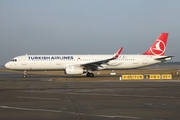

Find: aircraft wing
80;47;123;70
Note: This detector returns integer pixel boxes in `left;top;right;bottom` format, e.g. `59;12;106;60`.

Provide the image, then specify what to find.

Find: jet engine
64;66;86;75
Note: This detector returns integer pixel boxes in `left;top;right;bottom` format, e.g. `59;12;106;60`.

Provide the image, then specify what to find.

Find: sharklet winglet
114;47;123;59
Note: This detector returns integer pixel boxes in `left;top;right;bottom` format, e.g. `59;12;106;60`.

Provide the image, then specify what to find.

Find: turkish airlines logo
150;39;166;55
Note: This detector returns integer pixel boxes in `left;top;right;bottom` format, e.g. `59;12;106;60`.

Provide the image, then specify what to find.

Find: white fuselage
5;54;167;71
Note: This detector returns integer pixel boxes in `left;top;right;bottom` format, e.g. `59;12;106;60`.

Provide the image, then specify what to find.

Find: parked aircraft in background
5;33;172;77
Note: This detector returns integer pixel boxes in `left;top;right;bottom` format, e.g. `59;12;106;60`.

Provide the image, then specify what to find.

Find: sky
0;0;180;65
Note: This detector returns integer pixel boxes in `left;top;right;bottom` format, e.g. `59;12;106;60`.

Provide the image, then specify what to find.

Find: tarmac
0;72;180;120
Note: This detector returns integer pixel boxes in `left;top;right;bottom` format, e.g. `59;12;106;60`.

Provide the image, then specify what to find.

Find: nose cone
5;62;11;69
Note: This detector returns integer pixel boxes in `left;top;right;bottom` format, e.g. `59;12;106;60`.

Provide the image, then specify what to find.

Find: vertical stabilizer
143;33;168;56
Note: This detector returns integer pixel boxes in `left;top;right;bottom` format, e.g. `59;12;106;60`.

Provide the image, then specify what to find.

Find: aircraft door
21;56;27;65
56;60;61;65
142;57;147;64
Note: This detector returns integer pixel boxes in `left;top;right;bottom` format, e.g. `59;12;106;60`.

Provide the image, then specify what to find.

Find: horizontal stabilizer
155;56;173;61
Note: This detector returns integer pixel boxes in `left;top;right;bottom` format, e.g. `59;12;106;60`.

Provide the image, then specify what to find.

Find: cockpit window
12;59;17;62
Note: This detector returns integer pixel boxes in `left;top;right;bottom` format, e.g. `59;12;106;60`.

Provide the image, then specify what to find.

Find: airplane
5;33;173;78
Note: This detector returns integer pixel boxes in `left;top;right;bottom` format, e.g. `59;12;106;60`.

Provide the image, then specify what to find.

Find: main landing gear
23;70;27;78
86;72;94;77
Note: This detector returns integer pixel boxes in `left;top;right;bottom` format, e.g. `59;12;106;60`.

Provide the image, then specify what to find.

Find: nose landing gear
23;70;27;78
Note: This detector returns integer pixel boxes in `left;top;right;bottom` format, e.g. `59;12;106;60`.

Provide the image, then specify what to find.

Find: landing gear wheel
23;75;27;78
86;72;94;78
89;73;94;77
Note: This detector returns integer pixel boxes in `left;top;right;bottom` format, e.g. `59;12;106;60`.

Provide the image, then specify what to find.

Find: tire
89;73;94;78
23;75;27;78
86;72;94;77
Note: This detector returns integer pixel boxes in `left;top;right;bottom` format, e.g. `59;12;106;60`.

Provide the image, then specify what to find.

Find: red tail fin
143;33;168;56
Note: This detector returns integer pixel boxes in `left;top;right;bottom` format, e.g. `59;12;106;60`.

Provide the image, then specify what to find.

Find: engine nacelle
64;66;86;75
